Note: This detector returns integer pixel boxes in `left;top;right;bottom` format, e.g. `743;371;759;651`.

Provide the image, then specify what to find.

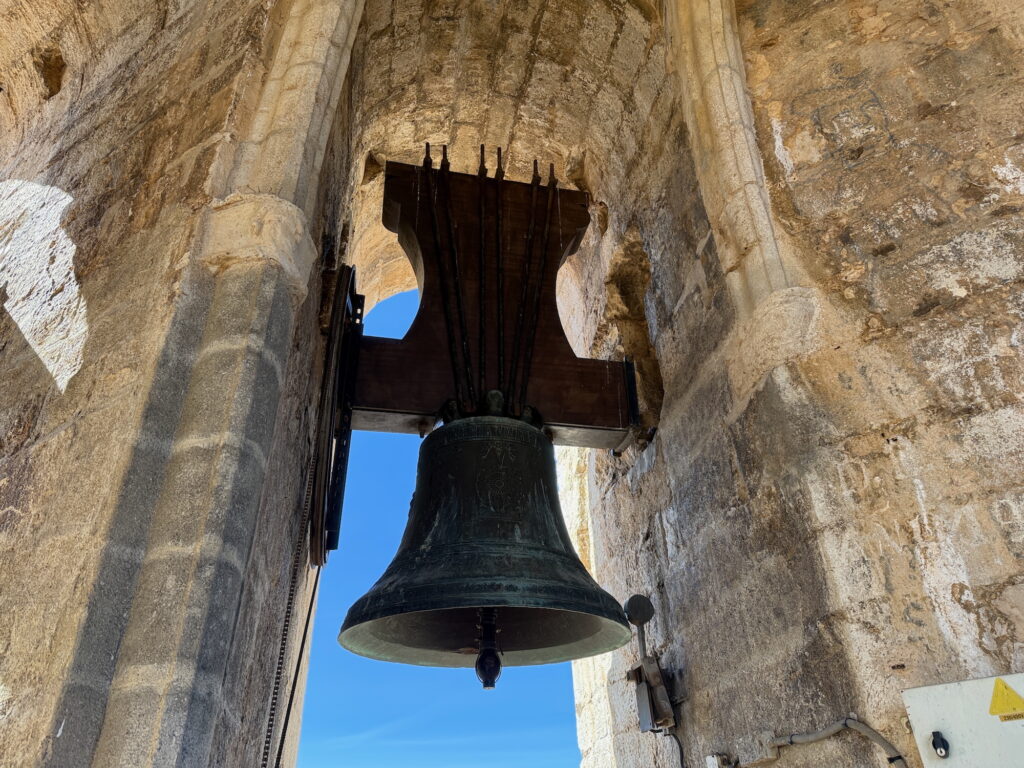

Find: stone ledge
726;286;824;413
196;193;317;309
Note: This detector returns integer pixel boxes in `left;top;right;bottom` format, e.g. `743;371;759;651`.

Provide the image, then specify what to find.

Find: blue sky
296;290;582;768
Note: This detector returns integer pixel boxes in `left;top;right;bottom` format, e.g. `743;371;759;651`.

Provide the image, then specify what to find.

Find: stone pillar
72;199;312;767
567;2;1024;767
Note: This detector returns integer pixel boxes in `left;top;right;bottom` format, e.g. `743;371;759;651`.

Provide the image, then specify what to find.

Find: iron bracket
624;594;677;732
310;265;363;565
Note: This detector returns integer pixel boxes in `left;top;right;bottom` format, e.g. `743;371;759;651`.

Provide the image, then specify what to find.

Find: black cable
668;728;686;768
506;161;541;413
273;565;322;768
260;459;317;768
477;145;487;400
439;148;477;407
495;148;505;395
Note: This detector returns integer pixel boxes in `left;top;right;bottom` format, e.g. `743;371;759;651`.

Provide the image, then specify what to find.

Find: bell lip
337;603;632;668
339;576;630;636
341;591;630;632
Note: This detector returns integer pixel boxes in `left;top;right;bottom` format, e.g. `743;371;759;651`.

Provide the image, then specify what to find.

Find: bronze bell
338;415;630;682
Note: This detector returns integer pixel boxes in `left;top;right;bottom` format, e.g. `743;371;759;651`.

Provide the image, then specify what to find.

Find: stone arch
302;0;771;741
302;5;713;768
321;0;697;273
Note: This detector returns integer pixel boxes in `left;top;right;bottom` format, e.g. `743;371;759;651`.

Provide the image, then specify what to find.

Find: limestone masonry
1;1;1022;767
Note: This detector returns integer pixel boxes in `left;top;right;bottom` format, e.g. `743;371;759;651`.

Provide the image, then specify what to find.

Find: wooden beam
350;155;638;450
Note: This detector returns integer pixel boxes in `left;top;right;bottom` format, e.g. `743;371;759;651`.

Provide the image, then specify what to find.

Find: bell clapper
475;607;502;689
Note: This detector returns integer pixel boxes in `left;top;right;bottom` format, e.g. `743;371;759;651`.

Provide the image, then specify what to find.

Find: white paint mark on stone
0;682;11;722
917;226;1023;297
0;180;87;392
963;406;1024;461
56;717;65;737
771;118;794;179
994;155;1024;195
898;444;996;678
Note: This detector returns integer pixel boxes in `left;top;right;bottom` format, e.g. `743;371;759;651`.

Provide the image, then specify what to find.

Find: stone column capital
197;193;318;309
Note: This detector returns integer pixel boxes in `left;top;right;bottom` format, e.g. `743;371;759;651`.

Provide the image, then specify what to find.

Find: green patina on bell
338;415;630;672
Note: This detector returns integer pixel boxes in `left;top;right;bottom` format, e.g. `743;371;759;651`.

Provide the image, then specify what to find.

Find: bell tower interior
1;1;1023;767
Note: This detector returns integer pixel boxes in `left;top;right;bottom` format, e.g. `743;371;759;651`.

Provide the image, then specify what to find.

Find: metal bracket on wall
624;594;676;733
611;358;654;456
309;265;363;566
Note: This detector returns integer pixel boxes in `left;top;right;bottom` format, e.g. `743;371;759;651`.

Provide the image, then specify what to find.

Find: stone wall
1;1;1021;767
1;0;361;765
566;1;1024;767
2;0;265;761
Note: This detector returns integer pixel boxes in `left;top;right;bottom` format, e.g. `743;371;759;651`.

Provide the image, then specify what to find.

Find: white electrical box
902;672;1024;767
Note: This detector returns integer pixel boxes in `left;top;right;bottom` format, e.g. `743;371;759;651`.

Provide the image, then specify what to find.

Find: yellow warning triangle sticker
989;678;1024;722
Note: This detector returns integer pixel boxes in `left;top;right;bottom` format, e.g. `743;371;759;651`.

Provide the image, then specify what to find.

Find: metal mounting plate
902;672;1024;767
309;266;363;566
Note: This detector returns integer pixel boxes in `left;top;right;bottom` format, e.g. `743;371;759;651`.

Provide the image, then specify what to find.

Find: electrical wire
273;565;322;768
667;728;686;768
765;717;907;767
260;459;317;768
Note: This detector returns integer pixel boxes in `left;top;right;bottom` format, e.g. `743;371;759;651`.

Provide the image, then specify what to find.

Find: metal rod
507;159;541;414
495;147;505;396
477;145;487;400
422;143;466;410
637;623;649;659
517;164;557;414
440;145;477;408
